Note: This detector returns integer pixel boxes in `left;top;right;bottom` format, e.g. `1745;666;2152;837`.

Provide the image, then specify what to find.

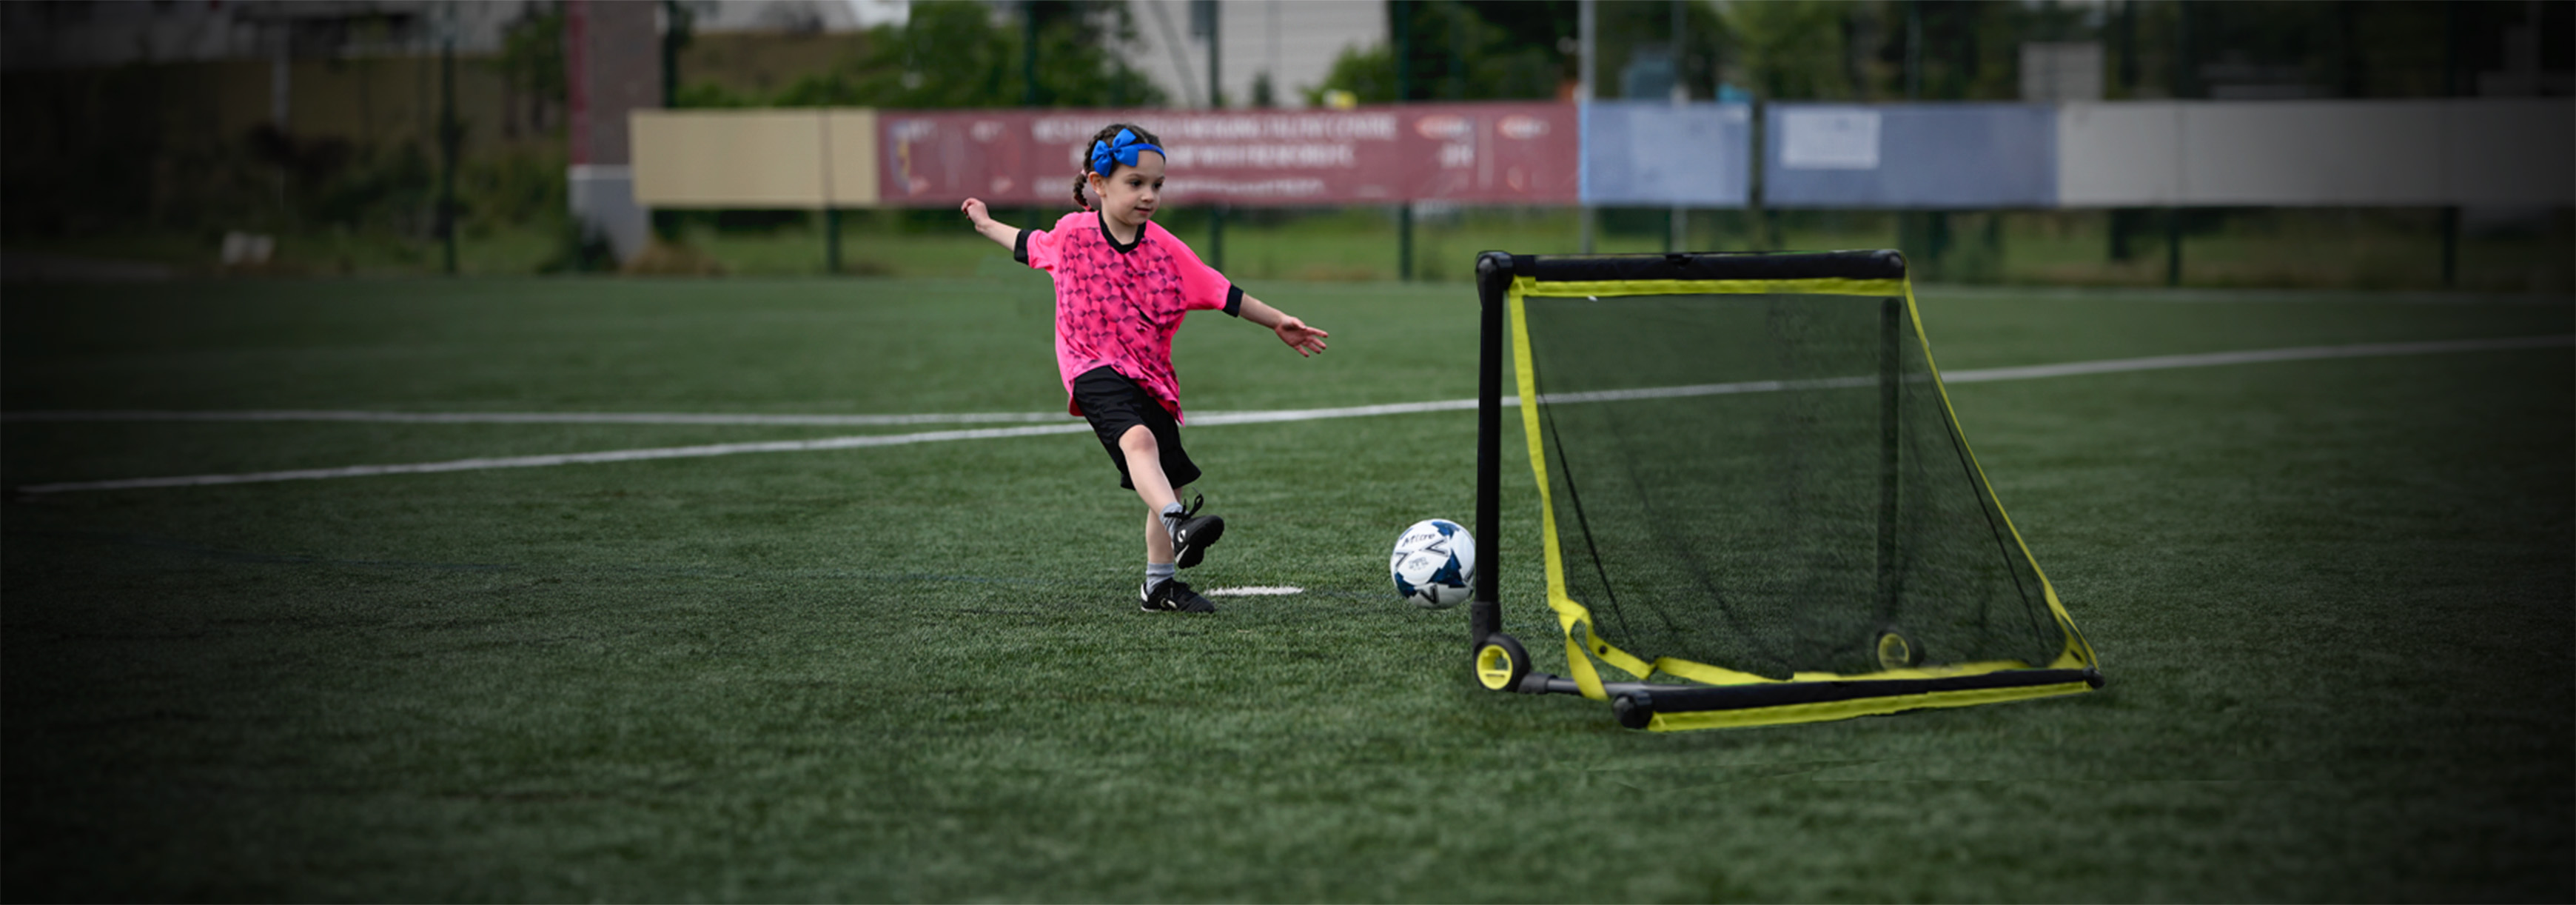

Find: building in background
1123;0;1384;108
566;0;659;261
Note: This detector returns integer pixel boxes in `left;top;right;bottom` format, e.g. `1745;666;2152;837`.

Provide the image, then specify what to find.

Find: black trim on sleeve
1013;228;1033;265
1224;285;1244;317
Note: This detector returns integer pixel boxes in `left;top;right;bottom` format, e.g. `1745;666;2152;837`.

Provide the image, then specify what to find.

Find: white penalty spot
1203;586;1304;597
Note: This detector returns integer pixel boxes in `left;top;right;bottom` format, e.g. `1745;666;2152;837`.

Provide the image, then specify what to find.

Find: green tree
1022;1;1164;107
1589;0;1728;100
1309;0;1784;105
494;2;566;133
1723;0;1863;100
754;0;1164;109
1304;42;1396;104
1307;0;1565;104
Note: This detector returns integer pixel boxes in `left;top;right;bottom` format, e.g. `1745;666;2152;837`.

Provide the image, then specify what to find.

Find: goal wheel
1473;632;1530;692
1875;630;1923;670
1612;689;1657;729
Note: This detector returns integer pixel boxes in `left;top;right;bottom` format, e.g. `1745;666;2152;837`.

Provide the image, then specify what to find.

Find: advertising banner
1764;103;2058;209
876;103;1580;207
634;100;2569;212
1580;101;1753;207
631;110;828;207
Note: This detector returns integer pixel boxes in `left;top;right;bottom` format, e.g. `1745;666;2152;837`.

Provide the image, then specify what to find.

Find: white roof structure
1124;0;1386;109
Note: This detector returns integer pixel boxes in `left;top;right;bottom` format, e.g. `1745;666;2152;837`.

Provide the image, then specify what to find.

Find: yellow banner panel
823;109;881;207
630;110;828;208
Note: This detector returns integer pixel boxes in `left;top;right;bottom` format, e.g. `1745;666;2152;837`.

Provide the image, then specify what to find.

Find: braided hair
1071;122;1161;211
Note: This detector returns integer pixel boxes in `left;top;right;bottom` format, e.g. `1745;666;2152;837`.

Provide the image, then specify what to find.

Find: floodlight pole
1206;0;1225;270
1577;0;1595;254
439;34;458;275
663;0;686;107
1023;1;1040;107
1668;0;1686;254
2440;1;2462;287
1905;0;1922;100
2166;0;2193;287
1394;1;1412;281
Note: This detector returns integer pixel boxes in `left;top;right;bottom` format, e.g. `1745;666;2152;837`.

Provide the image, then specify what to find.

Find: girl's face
1089;150;1165;228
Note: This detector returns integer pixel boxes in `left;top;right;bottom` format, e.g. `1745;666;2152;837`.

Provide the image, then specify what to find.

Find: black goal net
1476;251;2099;729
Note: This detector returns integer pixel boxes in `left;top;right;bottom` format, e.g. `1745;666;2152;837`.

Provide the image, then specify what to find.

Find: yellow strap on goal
1506;273;2100;708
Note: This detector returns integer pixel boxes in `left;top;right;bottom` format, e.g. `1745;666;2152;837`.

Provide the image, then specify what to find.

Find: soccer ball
1390;518;1475;610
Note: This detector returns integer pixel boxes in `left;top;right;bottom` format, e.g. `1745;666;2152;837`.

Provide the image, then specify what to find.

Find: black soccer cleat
1140;578;1217;613
1165;493;1225;569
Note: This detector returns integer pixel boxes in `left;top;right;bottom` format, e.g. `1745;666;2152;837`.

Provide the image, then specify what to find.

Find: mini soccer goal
1466;250;2103;732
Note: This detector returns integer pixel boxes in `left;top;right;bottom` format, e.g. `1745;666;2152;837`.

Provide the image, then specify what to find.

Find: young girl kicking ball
960;123;1329;614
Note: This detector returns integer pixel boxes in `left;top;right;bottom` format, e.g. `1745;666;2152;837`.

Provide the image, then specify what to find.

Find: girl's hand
1274;316;1330;357
959;198;990;226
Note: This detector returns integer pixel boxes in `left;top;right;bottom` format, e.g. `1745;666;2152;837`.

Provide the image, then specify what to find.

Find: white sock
1145;561;1176;592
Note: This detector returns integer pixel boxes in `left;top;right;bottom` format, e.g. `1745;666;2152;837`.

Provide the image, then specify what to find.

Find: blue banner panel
1764;104;2057;209
1580;101;1753;207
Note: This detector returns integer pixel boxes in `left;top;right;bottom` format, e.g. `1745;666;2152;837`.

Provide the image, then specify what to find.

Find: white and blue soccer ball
1390;518;1475;610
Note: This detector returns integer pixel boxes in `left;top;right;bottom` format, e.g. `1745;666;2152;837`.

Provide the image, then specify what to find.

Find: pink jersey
1017;211;1242;422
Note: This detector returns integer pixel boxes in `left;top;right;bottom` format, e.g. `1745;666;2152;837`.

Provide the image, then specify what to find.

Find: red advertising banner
879;103;1579;207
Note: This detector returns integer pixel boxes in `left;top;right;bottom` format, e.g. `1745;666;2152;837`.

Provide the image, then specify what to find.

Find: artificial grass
3;275;2569;901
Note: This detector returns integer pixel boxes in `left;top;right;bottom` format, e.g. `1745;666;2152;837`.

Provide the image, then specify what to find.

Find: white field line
13;334;2567;495
1204;586;1307;596
1937;335;2573;384
15;424;1092;493
1532;335;2575;404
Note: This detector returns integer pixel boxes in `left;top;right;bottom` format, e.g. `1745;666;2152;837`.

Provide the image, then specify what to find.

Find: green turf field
4;272;2569;901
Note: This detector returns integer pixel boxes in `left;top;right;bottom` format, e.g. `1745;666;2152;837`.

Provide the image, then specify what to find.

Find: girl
960;123;1329;614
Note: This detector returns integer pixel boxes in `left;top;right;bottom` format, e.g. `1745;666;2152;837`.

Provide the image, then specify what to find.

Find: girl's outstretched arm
959;198;1021;250
1238;295;1329;357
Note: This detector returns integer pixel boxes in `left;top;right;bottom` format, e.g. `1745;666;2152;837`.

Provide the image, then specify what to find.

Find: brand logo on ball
1389;518;1475;610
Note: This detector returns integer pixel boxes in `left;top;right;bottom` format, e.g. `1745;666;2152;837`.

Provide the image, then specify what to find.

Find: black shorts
1071;367;1201;491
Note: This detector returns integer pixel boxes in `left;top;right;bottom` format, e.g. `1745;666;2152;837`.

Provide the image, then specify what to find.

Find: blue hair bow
1089;128;1165;176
